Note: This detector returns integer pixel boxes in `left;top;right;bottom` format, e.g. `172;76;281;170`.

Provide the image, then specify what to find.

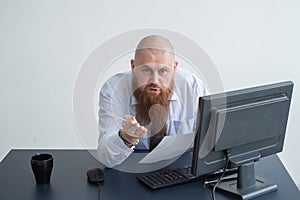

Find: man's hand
120;115;147;147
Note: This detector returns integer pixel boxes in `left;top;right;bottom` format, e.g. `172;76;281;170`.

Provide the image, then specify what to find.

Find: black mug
31;153;53;184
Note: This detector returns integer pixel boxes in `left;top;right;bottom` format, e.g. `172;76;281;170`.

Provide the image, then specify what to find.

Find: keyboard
137;167;237;189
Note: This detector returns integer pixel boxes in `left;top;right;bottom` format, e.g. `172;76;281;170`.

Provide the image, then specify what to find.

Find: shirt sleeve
97;73;133;168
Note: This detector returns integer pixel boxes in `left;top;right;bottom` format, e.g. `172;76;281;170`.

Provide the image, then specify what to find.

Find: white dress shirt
97;68;208;167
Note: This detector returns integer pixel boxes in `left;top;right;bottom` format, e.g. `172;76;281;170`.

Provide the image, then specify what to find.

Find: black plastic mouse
87;168;104;183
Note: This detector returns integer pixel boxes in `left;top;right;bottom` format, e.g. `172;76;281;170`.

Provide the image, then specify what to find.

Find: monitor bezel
191;81;294;177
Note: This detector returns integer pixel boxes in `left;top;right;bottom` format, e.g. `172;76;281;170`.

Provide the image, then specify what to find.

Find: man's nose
150;72;160;84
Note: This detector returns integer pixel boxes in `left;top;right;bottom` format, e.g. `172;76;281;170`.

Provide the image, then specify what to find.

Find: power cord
97;182;102;200
204;151;230;200
204;177;213;198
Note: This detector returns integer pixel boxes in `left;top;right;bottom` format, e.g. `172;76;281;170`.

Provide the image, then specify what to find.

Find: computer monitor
191;81;293;199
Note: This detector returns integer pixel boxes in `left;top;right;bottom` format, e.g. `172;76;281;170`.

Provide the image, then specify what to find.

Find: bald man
97;35;208;167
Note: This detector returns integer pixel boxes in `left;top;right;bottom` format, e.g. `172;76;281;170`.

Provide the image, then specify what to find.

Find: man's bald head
134;35;175;60
131;34;178;91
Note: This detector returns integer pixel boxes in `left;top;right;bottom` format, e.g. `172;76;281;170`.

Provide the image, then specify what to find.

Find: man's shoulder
174;68;208;96
175;68;204;85
106;71;131;82
100;71;131;92
102;71;131;86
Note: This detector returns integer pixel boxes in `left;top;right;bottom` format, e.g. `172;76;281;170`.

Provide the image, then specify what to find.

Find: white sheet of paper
139;133;195;164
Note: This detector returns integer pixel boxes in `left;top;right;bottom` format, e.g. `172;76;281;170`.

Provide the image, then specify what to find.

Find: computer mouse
87;168;104;183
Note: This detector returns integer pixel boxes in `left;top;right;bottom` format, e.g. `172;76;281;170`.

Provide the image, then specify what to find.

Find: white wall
1;0;299;187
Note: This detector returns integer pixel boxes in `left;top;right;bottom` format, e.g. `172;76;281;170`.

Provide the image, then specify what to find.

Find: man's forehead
137;48;174;56
135;48;175;62
135;63;174;69
139;47;173;53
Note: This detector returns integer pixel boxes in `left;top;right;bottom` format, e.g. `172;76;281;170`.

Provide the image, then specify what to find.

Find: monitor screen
191;81;293;199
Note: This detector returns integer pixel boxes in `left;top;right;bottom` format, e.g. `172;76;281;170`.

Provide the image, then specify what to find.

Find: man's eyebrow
138;64;170;70
158;66;173;71
140;64;150;68
139;64;151;69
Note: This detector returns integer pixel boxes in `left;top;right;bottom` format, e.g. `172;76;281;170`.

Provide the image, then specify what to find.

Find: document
139;133;195;163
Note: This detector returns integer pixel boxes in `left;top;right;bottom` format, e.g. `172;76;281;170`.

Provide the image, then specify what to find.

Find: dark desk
0;149;299;200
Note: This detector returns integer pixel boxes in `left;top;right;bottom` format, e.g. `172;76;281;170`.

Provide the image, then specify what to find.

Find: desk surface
0;149;299;200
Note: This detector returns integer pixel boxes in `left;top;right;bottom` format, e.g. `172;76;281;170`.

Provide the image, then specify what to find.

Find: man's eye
159;69;169;74
143;68;151;73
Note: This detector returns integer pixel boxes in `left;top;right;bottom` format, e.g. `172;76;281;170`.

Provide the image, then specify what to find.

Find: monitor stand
214;162;277;200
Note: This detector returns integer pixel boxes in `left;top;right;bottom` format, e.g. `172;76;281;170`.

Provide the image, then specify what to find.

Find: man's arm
97;72;148;167
97;74;134;168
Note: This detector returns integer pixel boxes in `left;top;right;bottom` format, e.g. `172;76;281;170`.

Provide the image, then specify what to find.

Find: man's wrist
118;129;139;149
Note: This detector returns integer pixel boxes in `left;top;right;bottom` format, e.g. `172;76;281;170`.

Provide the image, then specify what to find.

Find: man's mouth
147;87;161;94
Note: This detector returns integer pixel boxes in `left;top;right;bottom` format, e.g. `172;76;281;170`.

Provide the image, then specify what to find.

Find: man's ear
173;60;178;71
131;59;135;70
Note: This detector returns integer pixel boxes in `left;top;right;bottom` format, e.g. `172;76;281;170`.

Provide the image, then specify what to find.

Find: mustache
142;83;167;90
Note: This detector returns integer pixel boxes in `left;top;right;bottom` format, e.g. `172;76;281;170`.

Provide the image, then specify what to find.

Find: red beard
133;83;173;150
133;83;172;125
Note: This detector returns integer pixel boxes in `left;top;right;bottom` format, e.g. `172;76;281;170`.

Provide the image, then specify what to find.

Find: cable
212;153;230;200
203;151;230;200
203;177;213;199
97;182;102;200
